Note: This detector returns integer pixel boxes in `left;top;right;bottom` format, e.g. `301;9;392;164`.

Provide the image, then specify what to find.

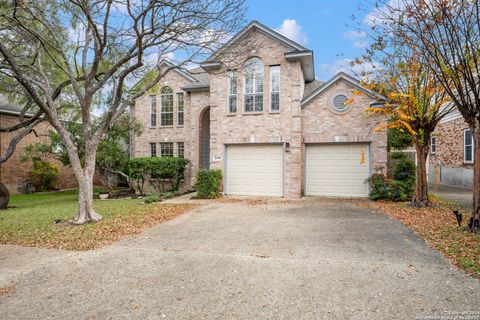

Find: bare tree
0;0;246;224
359;0;480;232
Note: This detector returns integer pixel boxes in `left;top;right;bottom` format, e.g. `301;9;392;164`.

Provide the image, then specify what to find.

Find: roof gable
301;72;386;107
207;20;308;61
201;20;315;82
158;60;198;83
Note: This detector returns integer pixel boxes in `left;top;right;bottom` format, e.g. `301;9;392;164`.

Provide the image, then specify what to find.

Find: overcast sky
245;0;373;80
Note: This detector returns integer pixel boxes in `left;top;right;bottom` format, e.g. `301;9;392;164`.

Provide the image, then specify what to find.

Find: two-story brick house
132;21;387;198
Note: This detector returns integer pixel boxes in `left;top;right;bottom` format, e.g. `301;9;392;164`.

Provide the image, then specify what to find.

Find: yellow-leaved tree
357;51;452;206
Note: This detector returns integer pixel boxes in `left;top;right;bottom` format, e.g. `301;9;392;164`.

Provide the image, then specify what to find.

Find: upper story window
270;66;280;112
244;57;264;112
431;136;437;154
160;86;174;126
228;72;237;113
464;129;474;163
150;95;157;127
150;143;157;157
177;93;184;126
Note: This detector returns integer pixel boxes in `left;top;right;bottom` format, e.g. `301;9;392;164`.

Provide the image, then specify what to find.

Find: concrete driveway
1;199;479;319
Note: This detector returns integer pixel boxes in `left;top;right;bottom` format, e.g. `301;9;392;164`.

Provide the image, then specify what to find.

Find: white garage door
226;144;283;196
305;144;370;197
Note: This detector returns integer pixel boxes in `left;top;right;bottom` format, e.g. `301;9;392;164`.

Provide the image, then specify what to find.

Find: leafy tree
387;127;413;152
357;51;452;206
0;0;246;223
359;0;480;230
30;161;59;191
23;114;142;191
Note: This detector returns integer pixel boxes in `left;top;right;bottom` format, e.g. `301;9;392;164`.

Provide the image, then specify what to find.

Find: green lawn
0;190;197;251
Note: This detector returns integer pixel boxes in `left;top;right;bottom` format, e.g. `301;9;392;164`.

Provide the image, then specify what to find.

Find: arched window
244;57;264;112
160;86;173;126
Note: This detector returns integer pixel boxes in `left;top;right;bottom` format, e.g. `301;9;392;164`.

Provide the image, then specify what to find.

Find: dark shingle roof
188;67;210;85
0;95;23;114
303;80;324;99
0;103;23;114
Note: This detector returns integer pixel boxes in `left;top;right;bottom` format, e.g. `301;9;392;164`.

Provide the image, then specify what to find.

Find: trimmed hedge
195;169;222;199
129;157;189;194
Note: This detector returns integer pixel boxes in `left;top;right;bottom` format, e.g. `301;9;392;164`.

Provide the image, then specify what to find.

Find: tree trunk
99;168;113;192
412;143;431;207
70;155;102;224
468;120;480;233
0;182;10;210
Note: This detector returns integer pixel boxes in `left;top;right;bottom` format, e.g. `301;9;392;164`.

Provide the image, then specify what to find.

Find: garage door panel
226;145;283;197
308;185;368;197
308;172;368;182
306;144;369;197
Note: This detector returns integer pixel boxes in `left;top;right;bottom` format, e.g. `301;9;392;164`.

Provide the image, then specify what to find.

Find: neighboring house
0;102;78;194
429;110;474;189
131;20;387;198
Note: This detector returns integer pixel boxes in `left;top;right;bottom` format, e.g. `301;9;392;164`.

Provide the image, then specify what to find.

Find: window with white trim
464;129;474;163
270;66;280;112
244;57;264;112
431;136;437;154
177;93;184;126
177;142;184;158
228;72;237;113
160;86;173;126
160;142;174;157
150;95;157;127
150;143;157;157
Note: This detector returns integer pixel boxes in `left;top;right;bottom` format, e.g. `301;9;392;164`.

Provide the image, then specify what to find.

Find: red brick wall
0;113;81;193
430;117;473;169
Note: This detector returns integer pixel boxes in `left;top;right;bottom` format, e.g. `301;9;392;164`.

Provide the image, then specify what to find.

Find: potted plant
99;189;109;200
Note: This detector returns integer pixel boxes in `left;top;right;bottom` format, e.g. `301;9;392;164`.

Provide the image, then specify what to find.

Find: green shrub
369;153;416;201
30;161;59;191
391;152;416;197
195;169;223;199
144;194;160;204
367;173;411;201
129;157;189;194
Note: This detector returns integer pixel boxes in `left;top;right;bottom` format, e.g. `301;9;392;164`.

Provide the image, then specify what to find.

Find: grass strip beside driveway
0;190;198;251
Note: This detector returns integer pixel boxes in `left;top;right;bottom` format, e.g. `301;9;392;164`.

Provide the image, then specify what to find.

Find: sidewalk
429;183;473;209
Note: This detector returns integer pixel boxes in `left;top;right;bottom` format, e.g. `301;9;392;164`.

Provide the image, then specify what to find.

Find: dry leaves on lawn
2;204;198;251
